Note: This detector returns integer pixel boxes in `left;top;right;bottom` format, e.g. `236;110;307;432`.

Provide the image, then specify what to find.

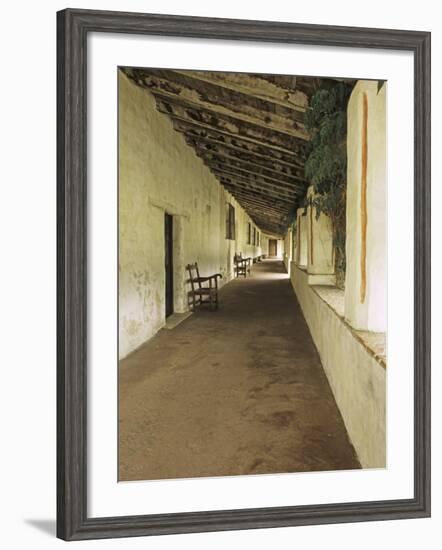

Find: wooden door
269;239;277;256
164;213;174;318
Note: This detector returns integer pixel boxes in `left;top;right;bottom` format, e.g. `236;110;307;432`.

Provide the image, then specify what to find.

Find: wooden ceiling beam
227;197;287;219
187;136;304;176
239;215;286;236
184;133;304;169
231;204;291;233
222;184;293;213
199;151;305;187
253;74;321;97
226;197;294;218
172;70;309;112
242;206;286;226
225;186;287;208
234;205;287;225
153;90;308;140
234;208;288;227
210;166;301;198
163;69;306;121
226;186;292;233
156;97;307;155
216;176;298;207
245;214;287;235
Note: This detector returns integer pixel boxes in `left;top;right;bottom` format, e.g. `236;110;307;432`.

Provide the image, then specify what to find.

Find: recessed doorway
268;239;277;257
164;213;174;318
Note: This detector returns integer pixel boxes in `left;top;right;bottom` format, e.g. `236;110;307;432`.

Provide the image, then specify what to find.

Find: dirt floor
119;259;360;481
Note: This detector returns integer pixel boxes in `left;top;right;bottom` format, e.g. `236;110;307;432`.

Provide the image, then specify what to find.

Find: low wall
290;263;386;469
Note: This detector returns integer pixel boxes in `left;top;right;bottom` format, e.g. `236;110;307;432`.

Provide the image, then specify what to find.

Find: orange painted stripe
310;202;314;265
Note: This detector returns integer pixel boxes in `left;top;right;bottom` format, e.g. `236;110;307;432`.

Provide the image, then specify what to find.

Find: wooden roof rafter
212;169;301;200
154;97;307;154
177;122;306;165
185;136;304;174
196;150;306;187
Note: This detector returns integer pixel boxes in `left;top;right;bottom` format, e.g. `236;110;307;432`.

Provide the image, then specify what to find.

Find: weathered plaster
291;263;386;468
119;72;262;358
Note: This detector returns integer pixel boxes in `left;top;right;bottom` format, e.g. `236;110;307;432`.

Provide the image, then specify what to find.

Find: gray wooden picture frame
57;8;431;541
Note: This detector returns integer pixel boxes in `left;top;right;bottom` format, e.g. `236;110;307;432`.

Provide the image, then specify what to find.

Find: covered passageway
119;68;386;480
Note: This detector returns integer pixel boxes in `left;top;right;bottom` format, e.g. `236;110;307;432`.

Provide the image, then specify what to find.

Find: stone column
296;208;308;267
306;186;336;285
283;228;292;273
344;81;387;332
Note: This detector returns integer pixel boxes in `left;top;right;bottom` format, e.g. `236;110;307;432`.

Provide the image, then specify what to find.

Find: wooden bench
186;263;222;311
234;253;251;277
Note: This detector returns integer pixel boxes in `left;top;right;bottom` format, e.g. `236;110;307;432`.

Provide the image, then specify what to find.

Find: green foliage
303;82;352;287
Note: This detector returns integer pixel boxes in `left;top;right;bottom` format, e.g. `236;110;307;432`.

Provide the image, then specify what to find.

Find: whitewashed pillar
295;208;308;267
283;228;292;272
344;81;387;332
306;186;336;285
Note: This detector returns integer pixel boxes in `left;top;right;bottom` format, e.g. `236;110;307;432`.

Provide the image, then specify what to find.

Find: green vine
303;82;352;288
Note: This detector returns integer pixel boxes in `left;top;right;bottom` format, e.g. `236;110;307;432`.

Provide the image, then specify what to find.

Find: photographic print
118;67;386;482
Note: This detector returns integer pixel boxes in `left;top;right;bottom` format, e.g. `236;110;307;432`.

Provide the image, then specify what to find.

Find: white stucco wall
291;263;386;468
119;71;262;358
345;81;387;331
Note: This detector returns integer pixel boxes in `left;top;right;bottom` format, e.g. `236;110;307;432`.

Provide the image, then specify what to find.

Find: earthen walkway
119;260;360;481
